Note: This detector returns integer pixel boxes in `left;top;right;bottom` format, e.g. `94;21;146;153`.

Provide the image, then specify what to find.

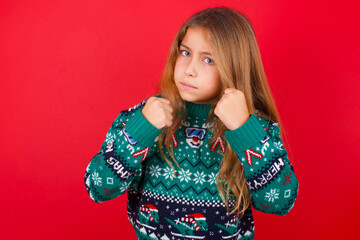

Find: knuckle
155;99;162;106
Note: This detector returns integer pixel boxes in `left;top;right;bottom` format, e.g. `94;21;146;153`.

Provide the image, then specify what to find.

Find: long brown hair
155;7;285;216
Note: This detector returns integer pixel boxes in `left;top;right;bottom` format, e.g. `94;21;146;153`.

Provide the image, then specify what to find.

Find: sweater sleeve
84;96;162;203
224;114;299;215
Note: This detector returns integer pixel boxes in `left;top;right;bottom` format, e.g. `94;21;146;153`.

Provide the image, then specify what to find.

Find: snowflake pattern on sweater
84;94;299;239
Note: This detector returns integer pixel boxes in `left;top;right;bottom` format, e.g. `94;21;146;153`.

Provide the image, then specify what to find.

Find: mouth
180;82;197;90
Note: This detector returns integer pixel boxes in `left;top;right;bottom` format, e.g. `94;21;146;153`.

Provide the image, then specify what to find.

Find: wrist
227;115;250;130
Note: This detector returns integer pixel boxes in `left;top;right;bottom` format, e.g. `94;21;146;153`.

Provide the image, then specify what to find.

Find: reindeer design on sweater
165;213;208;239
184;123;207;149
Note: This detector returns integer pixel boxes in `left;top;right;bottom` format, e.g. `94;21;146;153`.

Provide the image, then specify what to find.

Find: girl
84;7;298;240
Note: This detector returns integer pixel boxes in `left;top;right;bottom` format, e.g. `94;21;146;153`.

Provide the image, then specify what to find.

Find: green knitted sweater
84;94;299;240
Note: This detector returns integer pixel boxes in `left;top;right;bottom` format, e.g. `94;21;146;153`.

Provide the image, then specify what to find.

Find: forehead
181;27;213;52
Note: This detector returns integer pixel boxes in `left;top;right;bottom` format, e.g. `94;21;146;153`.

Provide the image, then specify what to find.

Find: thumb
224;88;233;94
158;98;170;104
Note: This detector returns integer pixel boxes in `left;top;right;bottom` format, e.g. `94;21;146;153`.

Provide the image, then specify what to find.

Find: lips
180;82;197;89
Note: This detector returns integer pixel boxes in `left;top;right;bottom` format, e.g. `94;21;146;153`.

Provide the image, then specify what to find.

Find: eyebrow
180;43;213;56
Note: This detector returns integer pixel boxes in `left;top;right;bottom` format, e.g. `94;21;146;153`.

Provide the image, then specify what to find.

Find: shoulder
110;94;161;128
120;93;163;115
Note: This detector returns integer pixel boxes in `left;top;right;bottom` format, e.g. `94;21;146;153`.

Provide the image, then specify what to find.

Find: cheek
174;60;182;81
207;70;221;92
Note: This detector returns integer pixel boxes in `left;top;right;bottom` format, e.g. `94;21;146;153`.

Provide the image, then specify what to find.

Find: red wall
1;0;359;239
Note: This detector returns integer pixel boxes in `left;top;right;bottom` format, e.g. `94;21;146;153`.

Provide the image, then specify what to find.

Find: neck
185;101;211;119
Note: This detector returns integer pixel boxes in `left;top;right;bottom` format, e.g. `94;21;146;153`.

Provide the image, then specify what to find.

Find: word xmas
247;157;285;191
105;144;132;179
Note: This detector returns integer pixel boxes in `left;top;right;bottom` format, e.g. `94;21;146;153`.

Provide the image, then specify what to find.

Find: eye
204;57;214;65
180;50;190;57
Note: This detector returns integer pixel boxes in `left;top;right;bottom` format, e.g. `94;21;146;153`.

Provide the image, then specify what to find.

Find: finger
165;119;173;127
158;98;170;104
214;105;219;115
166;111;174;121
162;103;173;113
224;88;236;94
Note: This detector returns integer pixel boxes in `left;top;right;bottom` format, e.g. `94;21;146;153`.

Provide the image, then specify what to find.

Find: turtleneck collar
185;101;211;119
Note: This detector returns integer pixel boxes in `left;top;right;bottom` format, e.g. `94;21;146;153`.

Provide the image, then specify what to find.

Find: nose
184;58;197;78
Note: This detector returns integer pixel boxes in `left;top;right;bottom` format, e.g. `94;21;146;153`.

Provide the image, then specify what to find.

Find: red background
1;0;359;239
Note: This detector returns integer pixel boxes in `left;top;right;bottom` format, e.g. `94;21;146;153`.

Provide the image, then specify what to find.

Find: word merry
247;157;285;191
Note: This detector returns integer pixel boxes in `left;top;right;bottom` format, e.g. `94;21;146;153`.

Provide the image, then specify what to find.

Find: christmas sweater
84;94;299;240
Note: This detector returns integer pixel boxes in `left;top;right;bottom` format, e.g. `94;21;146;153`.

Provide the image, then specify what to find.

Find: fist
142;97;174;129
214;88;250;130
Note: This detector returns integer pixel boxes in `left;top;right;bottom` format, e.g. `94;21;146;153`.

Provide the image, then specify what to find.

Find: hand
214;88;250;130
142;97;173;129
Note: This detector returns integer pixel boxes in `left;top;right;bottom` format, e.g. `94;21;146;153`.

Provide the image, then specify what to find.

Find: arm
84;96;162;203
224;114;299;215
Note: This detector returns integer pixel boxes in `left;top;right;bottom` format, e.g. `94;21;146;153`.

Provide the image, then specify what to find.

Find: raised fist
142;97;174;129
214;88;250;130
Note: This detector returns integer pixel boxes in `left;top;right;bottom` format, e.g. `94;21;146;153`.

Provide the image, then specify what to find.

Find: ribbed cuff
224;114;266;152
124;110;162;147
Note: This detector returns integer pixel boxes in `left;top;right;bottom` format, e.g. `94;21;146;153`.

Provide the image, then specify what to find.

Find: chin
178;92;196;103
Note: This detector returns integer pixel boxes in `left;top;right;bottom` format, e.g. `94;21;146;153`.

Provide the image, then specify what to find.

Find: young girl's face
174;27;221;105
